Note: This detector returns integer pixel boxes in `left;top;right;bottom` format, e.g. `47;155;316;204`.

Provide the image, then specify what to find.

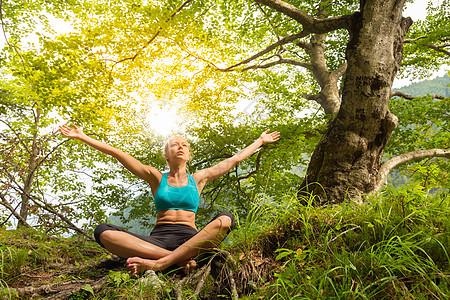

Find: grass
0;185;448;299
0;227;108;299
234;186;449;299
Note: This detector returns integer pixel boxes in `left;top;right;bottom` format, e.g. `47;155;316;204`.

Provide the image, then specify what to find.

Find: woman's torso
152;172;200;229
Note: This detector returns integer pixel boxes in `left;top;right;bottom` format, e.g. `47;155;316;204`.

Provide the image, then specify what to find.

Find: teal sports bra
154;173;200;213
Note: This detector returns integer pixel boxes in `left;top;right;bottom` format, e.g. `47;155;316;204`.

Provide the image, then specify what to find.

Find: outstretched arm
194;130;280;190
59;124;159;185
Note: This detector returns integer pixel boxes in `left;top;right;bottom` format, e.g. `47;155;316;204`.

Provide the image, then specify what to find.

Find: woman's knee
215;211;235;231
217;216;232;230
94;223;121;247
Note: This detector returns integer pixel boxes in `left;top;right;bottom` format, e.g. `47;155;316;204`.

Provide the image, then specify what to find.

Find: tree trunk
300;0;412;204
18;108;40;227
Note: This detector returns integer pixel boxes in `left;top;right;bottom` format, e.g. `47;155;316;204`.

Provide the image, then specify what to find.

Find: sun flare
146;107;181;136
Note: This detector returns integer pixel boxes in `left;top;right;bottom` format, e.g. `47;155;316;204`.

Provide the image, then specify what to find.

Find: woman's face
165;136;190;163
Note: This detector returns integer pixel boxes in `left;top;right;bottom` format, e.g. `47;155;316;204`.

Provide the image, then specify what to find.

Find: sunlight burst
146;107;181;137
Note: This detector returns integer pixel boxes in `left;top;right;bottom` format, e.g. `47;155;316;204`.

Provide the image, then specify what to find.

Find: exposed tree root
6;255;123;299
167;248;243;299
194;263;211;296
41;276;108;300
6;247;278;299
9;276;108;299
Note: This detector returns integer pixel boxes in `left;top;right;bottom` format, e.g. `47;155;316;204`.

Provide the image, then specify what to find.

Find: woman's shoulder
145;166;164;181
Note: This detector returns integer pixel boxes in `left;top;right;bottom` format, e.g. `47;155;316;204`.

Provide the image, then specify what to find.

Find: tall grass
0;247;21;299
237;185;449;299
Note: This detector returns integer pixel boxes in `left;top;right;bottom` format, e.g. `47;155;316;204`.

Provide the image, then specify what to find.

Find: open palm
260;130;280;144
59;124;84;139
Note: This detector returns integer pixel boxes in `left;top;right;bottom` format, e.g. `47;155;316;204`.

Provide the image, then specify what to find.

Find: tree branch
0;194;31;228
404;36;428;43
255;2;282;42
4;173;93;239
332;61;348;78
374;149;450;193
0;202;20;227
390;91;445;100
0;119;31;155
170;37;224;70
237;149;263;181
253;0;312;24
225;31;309;71
110;0;195;67
242;57;313;71
253;0;352;32
302;93;319;101
0;0;28;72
26;193;93;240
404;36;450;56
427;43;450;56
33;138;69;175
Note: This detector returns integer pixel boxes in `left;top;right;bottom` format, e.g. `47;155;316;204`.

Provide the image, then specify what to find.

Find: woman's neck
168;163;188;178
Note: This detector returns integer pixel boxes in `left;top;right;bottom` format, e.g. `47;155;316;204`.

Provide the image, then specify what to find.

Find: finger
72;124;79;129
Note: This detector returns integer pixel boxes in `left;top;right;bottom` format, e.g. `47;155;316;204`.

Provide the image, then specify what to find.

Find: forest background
0;0;449;298
1;0;448;236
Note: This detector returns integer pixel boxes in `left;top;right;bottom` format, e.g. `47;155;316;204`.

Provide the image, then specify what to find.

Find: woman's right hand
59;124;84;140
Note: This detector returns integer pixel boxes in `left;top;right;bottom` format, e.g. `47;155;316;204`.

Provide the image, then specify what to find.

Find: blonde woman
59;124;280;274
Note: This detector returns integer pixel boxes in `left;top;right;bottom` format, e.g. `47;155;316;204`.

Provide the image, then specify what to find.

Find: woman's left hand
259;130;280;144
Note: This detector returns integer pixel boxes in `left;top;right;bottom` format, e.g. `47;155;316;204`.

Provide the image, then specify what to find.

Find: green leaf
81;284;94;296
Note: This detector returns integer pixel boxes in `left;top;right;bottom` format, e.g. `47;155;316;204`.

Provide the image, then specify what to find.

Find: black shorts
94;211;235;251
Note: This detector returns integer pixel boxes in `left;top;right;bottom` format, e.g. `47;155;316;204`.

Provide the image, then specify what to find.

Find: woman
59;124;280;274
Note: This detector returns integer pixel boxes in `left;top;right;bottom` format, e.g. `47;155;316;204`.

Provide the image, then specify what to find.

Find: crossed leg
126;215;233;274
99;230;172;259
98;227;198;268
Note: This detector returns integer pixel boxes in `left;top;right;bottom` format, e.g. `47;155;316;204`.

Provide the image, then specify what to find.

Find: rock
137;270;164;289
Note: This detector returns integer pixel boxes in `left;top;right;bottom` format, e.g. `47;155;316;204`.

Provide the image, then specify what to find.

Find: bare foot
183;259;197;274
126;257;167;274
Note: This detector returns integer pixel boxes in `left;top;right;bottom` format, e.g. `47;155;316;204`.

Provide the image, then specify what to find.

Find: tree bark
18;108;41;227
300;0;412;204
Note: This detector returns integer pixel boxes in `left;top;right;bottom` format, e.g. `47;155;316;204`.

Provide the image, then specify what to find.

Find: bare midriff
155;209;196;230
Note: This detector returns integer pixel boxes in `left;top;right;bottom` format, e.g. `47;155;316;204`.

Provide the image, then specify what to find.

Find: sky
393;0;448;88
403;0;429;20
